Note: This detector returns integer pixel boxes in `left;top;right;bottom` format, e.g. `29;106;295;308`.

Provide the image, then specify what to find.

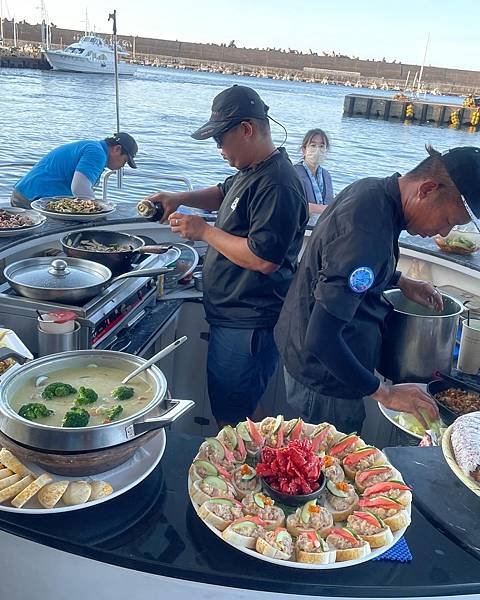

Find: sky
7;0;480;71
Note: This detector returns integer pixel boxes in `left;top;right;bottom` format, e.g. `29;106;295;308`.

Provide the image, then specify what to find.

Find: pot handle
130;399;194;437
136;245;173;255
110;266;174;284
0;347;30;364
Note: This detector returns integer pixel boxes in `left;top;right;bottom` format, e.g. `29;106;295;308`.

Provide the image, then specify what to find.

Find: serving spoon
121;336;188;384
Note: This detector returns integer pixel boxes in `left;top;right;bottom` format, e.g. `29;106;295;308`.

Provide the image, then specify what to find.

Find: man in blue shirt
11;132;138;208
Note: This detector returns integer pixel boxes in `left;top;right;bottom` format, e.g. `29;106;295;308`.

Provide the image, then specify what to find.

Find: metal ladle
122;336;188;384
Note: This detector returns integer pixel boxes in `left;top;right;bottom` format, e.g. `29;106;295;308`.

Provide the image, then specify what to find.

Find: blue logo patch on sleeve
349;267;374;293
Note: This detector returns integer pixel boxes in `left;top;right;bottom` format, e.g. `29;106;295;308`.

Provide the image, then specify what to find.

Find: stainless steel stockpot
0;350;194;452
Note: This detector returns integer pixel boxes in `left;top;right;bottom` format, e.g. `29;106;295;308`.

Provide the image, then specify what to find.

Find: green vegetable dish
19;403;54;421
75;386;99;405
62;407;90;428
111;386;135;401
42;382;77;400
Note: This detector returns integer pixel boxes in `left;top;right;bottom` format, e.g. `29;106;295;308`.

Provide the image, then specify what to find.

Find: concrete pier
0;54;51;70
343;94;480;130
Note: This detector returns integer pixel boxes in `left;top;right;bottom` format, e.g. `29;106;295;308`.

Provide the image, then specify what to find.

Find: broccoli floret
19;403;54;421
75;386;98;405
111;386;135;401
103;404;123;422
42;382;76;400
62;407;90;428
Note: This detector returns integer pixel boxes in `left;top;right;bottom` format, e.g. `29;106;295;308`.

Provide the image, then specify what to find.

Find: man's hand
169;212;208;241
398;275;443;312
145;191;182;224
372;382;440;428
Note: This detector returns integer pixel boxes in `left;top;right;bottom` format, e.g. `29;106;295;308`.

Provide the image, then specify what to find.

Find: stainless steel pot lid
4;257;112;290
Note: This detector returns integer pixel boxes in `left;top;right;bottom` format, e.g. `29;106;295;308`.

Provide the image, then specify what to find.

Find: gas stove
0;253;161;355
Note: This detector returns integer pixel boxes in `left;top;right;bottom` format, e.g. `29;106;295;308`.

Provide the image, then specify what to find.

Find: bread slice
0;473;21;491
0;449;32;477
62;481;92;506
324;498;358;522
89;480;113;501
255;536;291;560
37;481;69;509
11;473;53;508
334;541;371;562
0;468;13;480
382;509;411;532
296;547;337;564
0;475;34;503
359;526;394;549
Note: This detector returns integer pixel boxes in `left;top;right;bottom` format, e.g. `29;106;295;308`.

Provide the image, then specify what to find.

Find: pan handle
130;399;195;436
136;245;173;255
110;266;174;284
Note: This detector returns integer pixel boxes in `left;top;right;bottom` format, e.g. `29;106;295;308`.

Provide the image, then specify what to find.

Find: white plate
31;198;116;221
0;430;165;514
378;404;423;440
0;208;46;237
189;476;410;569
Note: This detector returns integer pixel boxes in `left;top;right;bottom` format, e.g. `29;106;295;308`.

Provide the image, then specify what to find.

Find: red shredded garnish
256;439;322;495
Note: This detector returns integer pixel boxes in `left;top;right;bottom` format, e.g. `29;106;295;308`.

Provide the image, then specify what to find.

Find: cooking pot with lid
378;289;464;383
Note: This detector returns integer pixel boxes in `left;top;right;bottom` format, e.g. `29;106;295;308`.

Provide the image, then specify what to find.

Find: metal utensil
122;336;188;384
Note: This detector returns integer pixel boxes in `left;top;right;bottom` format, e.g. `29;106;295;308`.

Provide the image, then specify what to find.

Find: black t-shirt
274;174;406;398
202;148;308;328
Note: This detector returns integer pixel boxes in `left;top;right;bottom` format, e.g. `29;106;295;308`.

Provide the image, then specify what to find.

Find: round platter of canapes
188;417;412;569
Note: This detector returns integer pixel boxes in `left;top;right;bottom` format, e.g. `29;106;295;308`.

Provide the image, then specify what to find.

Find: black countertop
0;435;479;598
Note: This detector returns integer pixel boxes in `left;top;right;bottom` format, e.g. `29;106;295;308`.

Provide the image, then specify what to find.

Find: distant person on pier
11;132;138;208
294;128;334;215
146;84;308;428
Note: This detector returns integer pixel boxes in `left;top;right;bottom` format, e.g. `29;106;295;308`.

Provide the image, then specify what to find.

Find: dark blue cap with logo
440;146;480;217
191;85;269;140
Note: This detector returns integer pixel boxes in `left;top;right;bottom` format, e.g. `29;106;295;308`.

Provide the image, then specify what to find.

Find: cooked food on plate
434;234;477;255
451;411;480;483
434;388;480;415
0;447;113;510
45;198;106;214
0;209;35;229
189;417;410;566
10;365;152;428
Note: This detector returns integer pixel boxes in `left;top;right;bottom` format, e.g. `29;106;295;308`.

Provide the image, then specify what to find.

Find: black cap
191;85;269;140
440;146;480;217
111;132;138;168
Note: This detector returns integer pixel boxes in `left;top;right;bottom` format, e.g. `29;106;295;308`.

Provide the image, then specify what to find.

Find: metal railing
101;169;193;202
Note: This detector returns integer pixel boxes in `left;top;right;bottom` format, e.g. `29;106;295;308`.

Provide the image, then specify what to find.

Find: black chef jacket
275;174;406;399
202;147;308;328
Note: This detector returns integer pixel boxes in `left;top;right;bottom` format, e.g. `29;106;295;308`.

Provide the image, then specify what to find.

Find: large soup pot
378;289;464;383
0;350;194;455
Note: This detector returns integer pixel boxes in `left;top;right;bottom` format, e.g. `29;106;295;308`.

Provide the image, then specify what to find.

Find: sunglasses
213;121;248;147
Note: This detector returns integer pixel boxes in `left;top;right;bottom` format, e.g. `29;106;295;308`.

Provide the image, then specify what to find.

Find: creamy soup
9;365;155;427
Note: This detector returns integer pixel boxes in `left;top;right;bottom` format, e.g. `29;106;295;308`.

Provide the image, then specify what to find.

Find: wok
4;256;174;304
61;230;178;276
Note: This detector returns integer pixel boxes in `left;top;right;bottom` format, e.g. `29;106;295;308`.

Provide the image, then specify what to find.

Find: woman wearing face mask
294;129;334;215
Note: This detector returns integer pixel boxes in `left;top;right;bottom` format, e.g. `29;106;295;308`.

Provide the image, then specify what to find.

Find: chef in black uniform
146;85;308;427
275;145;480;433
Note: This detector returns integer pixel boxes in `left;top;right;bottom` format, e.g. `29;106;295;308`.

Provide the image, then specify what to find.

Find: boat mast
416;32;430;97
108;10;122;187
0;0;4;42
12;15;17;47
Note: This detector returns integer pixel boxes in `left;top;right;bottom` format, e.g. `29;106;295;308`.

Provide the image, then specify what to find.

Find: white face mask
305;146;327;167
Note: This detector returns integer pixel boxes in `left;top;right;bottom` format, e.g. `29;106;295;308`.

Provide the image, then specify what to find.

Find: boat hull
44;51;136;75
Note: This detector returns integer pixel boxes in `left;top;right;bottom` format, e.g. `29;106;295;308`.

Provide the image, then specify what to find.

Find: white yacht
44;35;136;75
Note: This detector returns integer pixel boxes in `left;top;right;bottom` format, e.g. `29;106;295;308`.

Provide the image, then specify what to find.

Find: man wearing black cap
11;132;138;208
147;85;308;427
275;145;480;434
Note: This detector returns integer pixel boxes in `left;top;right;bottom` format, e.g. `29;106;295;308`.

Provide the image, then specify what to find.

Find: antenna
416;32;430;97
